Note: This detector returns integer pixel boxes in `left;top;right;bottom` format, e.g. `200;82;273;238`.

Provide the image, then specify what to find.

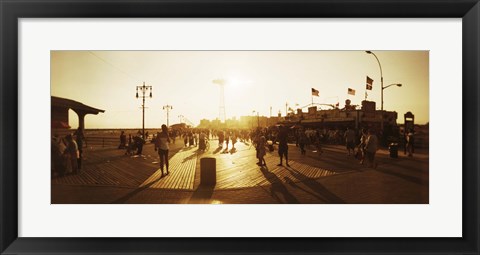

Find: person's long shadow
182;152;197;163
111;174;165;204
285;166;345;204
212;147;222;154
259;166;299;204
188;184;215;204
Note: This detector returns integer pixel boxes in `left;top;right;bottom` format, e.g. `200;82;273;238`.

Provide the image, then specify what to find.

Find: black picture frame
1;0;479;254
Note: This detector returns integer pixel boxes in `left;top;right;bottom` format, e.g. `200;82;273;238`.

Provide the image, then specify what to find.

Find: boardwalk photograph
51;51;429;204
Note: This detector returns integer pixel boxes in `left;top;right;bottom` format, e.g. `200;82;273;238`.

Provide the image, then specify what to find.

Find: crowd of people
51;129;85;177
52;124;414;179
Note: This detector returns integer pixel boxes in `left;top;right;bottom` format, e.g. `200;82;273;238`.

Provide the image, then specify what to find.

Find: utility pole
136;82;152;139
213;79;226;123
163;105;173;127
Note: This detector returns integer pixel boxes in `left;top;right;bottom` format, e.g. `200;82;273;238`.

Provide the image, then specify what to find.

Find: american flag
311;88;319;96
366;76;373;90
348;88;356;95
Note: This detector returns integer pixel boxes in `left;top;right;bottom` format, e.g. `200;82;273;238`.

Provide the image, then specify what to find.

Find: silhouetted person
256;134;267;166
183;132;188;147
406;129;415;157
74;129;85;170
155;124;170;177
298;130;308;155
119;131;127;149
358;129;368;164
365;129;378;168
65;134;79;174
134;135;144;155
199;131;207;151
225;132;230;149
277;125;289;167
51;134;65;177
188;131;194;147
218;130;225;147
344;127;356;156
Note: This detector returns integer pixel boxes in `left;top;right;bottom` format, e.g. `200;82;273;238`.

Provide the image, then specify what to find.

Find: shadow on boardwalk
285;166;345;204
111;175;165;203
260;166;299;204
188;184;214;203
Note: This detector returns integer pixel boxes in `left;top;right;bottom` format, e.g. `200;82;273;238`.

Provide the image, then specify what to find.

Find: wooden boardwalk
51;147;160;187
140;146;197;190
198;141;338;189
52;140;348;191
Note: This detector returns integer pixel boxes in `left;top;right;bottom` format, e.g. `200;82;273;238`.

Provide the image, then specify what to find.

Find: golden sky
51;51;429;129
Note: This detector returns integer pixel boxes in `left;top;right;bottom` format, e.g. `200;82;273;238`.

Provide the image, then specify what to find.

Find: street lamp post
163;105;173;127
136;82;152;139
257;112;260;127
366;51;386;131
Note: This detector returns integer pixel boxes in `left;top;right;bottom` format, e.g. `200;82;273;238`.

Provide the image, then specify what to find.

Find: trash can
200;157;216;186
389;143;398;158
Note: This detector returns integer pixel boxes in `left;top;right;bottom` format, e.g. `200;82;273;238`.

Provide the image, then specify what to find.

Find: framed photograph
1;0;479;254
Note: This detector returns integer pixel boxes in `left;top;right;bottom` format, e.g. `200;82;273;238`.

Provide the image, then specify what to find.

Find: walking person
199;131;208;151
231;132;237;151
298;129;308;155
256;134;267;166
134;135;144;155
406;129;415;157
193;131;198;147
365;129;379;168
225;132;230;150
155;124;171;177
344;127;356;156
358;129;368;164
183;132;188;147
188;131;194;147
218;130;225;147
277;125;290;167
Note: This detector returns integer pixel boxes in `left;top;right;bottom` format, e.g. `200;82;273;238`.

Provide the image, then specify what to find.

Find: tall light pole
365;51;384;131
213;79;226;123
163;105;173;127
136;82;152;139
251;110;255;129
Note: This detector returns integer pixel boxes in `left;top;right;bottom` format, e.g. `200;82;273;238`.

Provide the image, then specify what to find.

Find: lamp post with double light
163;105;173;127
136;82;152;139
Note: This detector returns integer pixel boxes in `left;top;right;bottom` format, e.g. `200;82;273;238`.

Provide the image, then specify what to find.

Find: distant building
279;100;399;132
198;119;211;128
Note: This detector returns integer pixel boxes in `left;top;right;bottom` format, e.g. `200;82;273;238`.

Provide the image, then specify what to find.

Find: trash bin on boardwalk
389;143;398;158
200;157;216;186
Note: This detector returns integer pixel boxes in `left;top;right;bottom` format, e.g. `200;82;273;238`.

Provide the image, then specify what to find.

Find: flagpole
311;96;313;106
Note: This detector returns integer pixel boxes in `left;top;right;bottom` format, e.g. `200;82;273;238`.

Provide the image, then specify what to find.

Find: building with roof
51;96;105;132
